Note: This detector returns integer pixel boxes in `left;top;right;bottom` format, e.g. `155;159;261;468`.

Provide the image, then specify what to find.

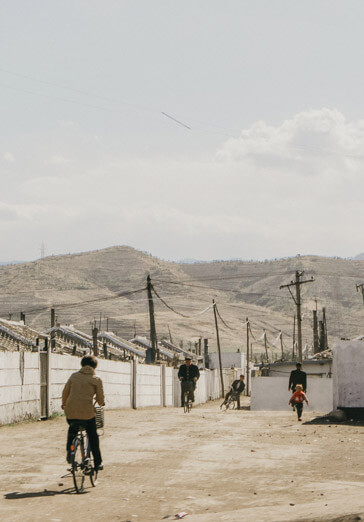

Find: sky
1;0;364;262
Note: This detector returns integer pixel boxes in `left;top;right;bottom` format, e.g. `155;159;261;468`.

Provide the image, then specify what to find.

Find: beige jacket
62;366;105;420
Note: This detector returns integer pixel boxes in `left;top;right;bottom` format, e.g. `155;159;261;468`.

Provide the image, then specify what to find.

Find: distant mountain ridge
1;246;364;354
0;260;24;266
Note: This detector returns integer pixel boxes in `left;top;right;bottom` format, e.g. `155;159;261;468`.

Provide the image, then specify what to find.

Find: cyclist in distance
221;374;245;410
62;355;105;471
178;356;200;406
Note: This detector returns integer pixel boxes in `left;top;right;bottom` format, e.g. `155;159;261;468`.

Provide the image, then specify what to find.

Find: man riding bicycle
178;356;200;406
62;355;105;471
221;374;245;410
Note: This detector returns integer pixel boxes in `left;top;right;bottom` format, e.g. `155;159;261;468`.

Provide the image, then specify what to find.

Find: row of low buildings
0;317;199;367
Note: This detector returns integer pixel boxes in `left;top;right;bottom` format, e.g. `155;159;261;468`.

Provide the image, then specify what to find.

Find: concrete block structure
251;376;333;412
0;351;235;424
0;352;40;424
333;340;364;411
207;352;246;371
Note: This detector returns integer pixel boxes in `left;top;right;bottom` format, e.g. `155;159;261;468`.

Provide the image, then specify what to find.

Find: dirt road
1;399;364;522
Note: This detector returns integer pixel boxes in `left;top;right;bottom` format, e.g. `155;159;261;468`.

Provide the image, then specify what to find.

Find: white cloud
2;108;364;261
216;108;364;178
3;152;15;163
44;155;69;166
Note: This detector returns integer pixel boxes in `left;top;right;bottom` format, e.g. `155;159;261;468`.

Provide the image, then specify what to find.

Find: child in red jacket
289;384;309;421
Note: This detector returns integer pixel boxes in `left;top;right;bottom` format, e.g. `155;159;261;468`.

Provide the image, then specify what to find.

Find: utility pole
313;310;319;353
280;331;284;360
280;271;315;363
292;314;296;360
92;327;98;356
319;320;325;351
322;307;328;349
146;275;158;364
212;300;224;397
246;318;250;396
50;308;56;352
263;329;269;362
168;325;173;345
356;283;364;304
51;308;55;328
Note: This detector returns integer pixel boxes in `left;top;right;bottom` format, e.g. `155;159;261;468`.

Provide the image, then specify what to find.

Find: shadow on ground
305;416;364;426
4;488;83;499
299;514;364;522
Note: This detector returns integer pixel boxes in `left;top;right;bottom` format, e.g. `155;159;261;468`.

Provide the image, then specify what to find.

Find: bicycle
181;380;194;413
69;423;98;493
220;390;239;411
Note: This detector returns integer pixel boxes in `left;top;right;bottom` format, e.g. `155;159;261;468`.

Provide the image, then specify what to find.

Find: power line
21;287;147;314
214;304;237;331
152;284;212;318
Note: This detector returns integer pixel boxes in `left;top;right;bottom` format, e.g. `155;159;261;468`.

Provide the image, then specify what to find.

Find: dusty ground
1;399;364;522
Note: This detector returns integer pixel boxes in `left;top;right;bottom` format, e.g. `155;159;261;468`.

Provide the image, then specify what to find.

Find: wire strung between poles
214;304;238;331
151;285;213;318
23;287;147;314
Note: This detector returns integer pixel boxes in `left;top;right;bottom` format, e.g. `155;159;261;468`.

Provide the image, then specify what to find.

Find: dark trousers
67;418;102;468
293;401;303;419
181;381;195;405
224;391;241;409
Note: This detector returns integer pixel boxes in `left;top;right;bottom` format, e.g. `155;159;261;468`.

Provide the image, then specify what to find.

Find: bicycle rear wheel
71;437;85;493
183;391;189;413
84;435;98;487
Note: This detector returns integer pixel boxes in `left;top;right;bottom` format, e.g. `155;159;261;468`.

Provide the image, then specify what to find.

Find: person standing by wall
288;363;307;393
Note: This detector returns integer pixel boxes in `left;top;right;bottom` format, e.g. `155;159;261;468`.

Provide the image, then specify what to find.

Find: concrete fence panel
333;341;364;409
96;358;131;410
136;364;162;407
1;351;232;425
165;367;173;407
251;376;333;412
50;354;80;414
0;352;40;424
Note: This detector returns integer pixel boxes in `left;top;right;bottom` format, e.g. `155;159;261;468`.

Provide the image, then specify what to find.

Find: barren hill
1;247;364;358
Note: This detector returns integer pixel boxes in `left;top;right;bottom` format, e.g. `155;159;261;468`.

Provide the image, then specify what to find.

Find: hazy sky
1;1;364;262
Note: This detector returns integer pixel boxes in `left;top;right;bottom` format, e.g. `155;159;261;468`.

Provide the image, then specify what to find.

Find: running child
289;384;309;421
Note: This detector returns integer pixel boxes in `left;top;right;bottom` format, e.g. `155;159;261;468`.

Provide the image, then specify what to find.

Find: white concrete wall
333;341;364;409
165;367;173;407
136;364;161;407
50;353;80;414
0;352;40;424
207;352;246;371
251;376;333;412
96;358;131;409
50;354;132;414
267;360;332;378
1;353;233;424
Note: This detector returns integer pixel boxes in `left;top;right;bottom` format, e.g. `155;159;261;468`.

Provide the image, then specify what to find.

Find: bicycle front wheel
89;469;98;487
71;438;85;493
